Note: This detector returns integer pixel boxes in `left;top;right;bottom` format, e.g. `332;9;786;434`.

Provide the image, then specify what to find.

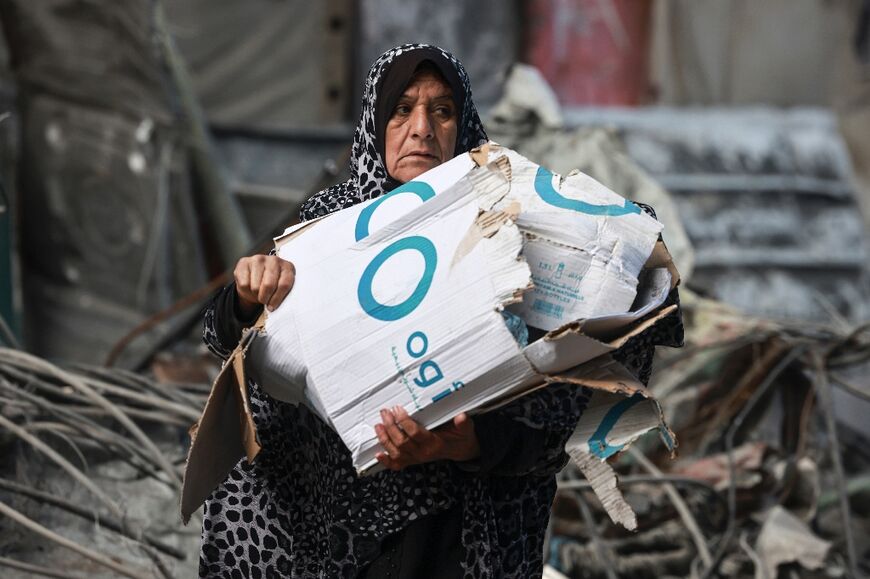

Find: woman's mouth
404;151;438;160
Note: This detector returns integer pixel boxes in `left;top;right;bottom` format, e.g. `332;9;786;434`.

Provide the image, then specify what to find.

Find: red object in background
524;0;652;106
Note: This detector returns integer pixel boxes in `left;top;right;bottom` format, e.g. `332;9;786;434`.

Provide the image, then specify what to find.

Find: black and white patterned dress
198;44;684;578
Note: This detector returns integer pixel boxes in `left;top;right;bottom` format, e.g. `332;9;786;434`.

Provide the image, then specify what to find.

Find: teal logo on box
355;179;438;322
353;177;460;404
355;181;436;242
588;393;645;459
535;167;640;216
357;236;437;322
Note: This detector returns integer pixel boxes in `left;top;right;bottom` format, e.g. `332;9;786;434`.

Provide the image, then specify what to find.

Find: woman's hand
233;255;296;318
374;406;480;471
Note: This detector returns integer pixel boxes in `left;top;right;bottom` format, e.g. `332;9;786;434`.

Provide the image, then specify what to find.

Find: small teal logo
406;331;428;358
534;167;640;216
357;236;437;322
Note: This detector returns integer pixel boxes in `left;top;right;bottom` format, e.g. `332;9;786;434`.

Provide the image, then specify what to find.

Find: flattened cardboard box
181;144;679;523
251;144;668;471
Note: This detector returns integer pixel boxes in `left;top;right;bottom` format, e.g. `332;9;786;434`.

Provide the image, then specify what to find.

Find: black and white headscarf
299;44;488;221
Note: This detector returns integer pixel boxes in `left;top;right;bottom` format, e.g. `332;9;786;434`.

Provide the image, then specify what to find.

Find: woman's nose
409;107;434;139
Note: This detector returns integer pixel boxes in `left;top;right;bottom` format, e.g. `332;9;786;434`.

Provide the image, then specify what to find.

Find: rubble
548;290;870;578
0;347;207;577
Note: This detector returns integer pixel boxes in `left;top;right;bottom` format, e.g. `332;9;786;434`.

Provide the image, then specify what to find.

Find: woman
200;44;682;578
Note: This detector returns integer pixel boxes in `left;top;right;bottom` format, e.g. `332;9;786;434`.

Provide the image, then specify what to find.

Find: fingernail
380;409;387;420
266;305;274;312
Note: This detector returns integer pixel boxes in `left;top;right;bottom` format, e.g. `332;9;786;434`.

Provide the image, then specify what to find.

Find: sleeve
202;282;263;361
459;383;592;477
611;200;685;383
611;287;684;384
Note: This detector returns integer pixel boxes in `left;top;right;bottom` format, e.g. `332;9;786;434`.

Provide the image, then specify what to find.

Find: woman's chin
393;159;442;182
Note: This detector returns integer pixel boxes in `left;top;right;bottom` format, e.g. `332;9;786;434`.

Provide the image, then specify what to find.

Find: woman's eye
434;106;454;118
394;105;411;116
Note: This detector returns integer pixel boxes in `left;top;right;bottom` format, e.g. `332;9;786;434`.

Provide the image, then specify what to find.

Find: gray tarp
164;0;352;130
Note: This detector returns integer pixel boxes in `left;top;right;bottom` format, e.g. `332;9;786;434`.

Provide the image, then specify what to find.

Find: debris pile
548;291;870;578
0;348;208;578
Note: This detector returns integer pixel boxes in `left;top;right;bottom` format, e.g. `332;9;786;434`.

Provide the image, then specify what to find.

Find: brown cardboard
181;327;260;523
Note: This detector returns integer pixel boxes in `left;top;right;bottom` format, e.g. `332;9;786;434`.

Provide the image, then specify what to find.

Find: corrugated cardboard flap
181;322;263;524
646;238;681;289
477;355;677;531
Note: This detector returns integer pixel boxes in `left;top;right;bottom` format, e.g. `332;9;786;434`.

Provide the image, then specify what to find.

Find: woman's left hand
374;406;480;471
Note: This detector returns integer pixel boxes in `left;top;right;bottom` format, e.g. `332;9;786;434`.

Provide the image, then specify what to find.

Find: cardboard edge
522;303;678;379
233;353;261;463
180;357;239;524
566;446;638;531
274;216;324;248
548;301;678;345
452;198;518;267
544;356;647;396
608;304;679;350
644;239;681;289
475;355;634;413
477;355;676;456
180;329;263;523
469;142;492;167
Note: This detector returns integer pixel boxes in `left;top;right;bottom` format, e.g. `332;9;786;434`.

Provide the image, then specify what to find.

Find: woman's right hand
233;255;296;318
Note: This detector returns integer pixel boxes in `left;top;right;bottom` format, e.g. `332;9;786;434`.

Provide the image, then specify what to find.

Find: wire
700;344;807;579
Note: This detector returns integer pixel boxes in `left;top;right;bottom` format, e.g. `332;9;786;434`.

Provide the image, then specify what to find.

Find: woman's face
384;70;458;183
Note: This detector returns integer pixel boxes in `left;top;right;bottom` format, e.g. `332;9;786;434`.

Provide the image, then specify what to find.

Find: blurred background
0;1;868;577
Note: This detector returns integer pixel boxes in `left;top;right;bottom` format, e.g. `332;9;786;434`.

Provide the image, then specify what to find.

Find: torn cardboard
181;143;680;522
489;147;663;330
249;159;536;470
181;327;261;523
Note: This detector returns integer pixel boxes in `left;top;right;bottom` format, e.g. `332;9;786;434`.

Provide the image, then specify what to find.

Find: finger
257;263;279;307
381;409;412;449
376;452;401;471
249;259;264;300
234;259;252;295
453;412;474;433
449;413;479;461
392;405;428;443
234;260;260;309
375;423;402;460
267;263;296;311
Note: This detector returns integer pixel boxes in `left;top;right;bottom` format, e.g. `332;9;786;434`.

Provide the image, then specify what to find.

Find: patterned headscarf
299;44;488;221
